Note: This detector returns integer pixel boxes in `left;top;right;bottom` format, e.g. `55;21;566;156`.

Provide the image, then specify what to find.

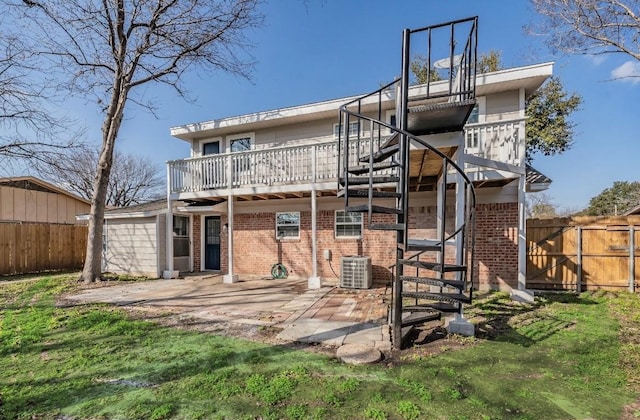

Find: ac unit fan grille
340;256;372;289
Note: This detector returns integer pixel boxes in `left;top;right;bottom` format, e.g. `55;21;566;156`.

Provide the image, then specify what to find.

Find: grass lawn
0;274;639;419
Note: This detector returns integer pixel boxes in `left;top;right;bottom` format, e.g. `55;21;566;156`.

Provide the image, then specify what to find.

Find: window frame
275;212;300;240
335;210;363;239
173;215;190;258
226;132;255;154
333;121;361;139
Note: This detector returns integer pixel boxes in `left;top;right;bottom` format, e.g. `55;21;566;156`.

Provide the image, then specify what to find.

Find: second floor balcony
168;119;525;200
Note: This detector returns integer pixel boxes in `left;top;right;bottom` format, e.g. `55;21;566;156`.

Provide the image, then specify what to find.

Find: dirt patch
620;398;640;420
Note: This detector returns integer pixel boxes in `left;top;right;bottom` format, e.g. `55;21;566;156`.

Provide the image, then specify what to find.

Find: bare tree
41;148;164;207
0;29;81;171
531;0;640;79
4;0;263;282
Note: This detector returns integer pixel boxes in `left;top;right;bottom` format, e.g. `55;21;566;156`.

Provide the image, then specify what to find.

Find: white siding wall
157;214;167;274
187;91;521;157
104;217;159;277
485;90;519;122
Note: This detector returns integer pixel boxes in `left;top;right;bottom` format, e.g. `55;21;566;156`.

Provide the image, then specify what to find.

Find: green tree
410;50;582;163
525;76;581;162
585;181;640;216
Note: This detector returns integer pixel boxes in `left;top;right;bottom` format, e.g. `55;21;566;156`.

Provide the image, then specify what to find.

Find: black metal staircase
337;17;478;349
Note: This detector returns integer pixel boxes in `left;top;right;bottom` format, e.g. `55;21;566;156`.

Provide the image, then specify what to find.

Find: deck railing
168;119;525;195
464;118;525;165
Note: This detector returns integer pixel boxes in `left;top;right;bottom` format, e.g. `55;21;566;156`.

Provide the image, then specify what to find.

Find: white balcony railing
464;118;525;165
168;119;525;195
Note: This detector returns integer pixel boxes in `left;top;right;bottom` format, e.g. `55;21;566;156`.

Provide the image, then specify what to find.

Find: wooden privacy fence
0;222;87;276
527;216;639;292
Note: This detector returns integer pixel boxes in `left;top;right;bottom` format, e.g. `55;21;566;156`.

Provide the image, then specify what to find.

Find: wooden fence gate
527;216;639;292
0;222;87;276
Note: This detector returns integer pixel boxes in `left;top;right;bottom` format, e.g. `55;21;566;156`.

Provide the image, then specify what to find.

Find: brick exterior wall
192;201;519;291
474;202;519;290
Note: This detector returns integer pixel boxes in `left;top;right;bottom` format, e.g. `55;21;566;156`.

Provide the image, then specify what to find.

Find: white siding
485;90;519;122
157;214;167;274
104;217;159;277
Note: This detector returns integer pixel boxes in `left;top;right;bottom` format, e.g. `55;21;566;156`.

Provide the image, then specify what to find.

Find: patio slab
65;275;391;350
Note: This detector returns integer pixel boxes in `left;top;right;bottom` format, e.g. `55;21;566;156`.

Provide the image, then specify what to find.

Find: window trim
333;121;362;139
335;210;363;239
275;211;300;240
226;132;255;153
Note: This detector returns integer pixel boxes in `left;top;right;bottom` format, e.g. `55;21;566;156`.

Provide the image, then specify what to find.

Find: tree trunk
80;91;127;283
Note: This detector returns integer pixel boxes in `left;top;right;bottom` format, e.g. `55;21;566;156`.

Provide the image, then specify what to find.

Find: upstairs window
467;104;479;124
335;210;363;238
333;121;361;139
230;137;251;153
276;212;300;239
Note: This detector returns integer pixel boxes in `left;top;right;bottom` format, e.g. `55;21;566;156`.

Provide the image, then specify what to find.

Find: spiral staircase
337;17;478;349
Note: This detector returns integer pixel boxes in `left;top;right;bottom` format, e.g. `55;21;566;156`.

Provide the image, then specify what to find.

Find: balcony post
223;195;238;284
309;146;321;289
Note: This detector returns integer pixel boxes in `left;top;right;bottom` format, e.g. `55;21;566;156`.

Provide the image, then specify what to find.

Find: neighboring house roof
170;62;554;141
0;176;90;205
624;203;640;216
525;165;552;192
77;199;196;221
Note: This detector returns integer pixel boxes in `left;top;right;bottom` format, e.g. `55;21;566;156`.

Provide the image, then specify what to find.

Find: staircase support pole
392;28;412;350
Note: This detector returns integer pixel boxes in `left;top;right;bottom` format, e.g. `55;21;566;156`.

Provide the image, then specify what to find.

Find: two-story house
101;19;551;344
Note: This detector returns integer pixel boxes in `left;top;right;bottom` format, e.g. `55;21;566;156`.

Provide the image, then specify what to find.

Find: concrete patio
65;274;391;351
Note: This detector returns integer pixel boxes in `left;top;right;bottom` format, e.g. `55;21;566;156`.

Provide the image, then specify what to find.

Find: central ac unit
340;255;372;289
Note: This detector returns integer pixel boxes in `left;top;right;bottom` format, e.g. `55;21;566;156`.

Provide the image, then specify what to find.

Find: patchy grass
1;274;639;419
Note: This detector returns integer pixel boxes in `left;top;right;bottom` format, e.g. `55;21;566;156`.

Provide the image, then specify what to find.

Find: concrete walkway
65;275;391;351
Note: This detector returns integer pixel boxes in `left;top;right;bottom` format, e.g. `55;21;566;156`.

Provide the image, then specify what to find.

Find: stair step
369;223;405;231
359;144;399;163
338;189;401;199
346;204;403;215
401;312;441;327
402;291;472;304
340;176;400;186
403;302;460;313
347;161;399;175
400;259;467;272
406;239;442;251
381;132;400;148
399;276;465;289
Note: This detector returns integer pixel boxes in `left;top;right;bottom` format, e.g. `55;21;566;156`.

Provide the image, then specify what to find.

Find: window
203;141;220;155
228;133;254;179
230;137;251;153
173;215;190;258
385;110;397;135
467;104;479;124
276;212;300;239
333;121;361;139
335;210;363;238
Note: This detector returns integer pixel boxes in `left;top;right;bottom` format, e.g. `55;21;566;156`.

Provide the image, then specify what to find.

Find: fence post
576;226;582;293
630;226;636;293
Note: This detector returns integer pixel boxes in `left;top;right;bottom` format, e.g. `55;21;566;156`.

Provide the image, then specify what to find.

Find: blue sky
60;0;639;211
